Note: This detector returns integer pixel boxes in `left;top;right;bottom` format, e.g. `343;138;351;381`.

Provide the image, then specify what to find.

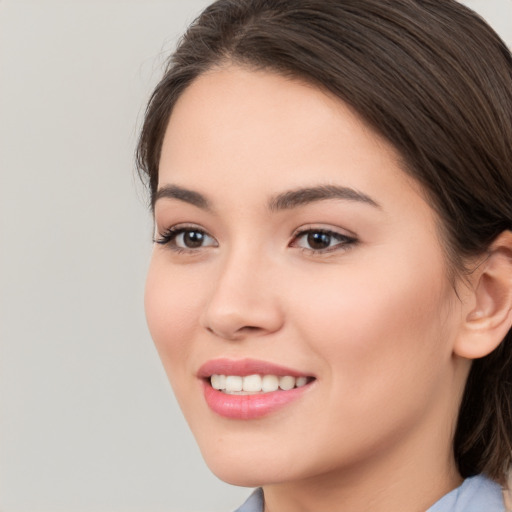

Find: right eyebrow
154;185;211;211
268;184;381;211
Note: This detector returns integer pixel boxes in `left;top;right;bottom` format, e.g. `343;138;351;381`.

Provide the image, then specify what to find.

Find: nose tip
202;300;284;341
200;266;284;341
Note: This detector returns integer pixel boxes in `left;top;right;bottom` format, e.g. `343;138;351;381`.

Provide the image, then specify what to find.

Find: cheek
144;257;202;377
288;250;456;400
276;255;459;466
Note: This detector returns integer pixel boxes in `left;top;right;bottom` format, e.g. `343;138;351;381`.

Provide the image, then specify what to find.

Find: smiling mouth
209;374;315;394
200;361;316;418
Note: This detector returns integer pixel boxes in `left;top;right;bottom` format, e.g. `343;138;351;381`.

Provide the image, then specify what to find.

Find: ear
454;230;512;360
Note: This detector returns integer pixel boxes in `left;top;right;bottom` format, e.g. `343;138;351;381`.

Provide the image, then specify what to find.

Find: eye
291;228;357;253
154;225;218;251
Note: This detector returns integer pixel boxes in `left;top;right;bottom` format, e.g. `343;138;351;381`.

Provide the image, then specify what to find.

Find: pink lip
198;358;314;420
197;358;311;378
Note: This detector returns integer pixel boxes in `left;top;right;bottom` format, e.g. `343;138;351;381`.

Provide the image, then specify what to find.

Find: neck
262;415;462;512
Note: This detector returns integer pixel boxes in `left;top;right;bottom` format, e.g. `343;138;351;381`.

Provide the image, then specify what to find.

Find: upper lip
197;358;313;378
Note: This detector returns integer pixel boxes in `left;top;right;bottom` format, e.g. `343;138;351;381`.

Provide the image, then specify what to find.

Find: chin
198;440;298;487
210;467;269;488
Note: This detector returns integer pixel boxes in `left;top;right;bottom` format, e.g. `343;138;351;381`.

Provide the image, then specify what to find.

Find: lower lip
203;381;311;420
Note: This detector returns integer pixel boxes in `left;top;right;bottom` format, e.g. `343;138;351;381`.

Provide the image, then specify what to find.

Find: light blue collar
233;475;505;512
428;474;504;512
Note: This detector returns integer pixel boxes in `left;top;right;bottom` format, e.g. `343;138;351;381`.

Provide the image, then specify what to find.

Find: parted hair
137;0;512;484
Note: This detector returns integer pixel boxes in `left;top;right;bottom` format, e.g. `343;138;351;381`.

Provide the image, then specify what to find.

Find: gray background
1;1;511;511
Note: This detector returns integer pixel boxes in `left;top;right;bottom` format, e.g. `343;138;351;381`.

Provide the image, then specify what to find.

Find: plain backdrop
1;1;511;511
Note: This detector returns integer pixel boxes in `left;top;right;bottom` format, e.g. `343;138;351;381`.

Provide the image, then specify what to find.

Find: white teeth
296;376;308;387
210;374;310;394
242;374;262;392
225;375;243;392
279;375;295;391
262;375;279;392
211;374;226;390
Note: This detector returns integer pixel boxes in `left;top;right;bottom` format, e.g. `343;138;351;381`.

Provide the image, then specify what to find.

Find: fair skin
145;65;510;512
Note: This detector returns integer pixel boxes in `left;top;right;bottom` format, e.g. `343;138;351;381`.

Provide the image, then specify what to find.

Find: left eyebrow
154;184;211;211
268;185;381;211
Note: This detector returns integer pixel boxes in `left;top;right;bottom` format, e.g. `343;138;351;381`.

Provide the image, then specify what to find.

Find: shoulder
232;476;506;512
428;474;505;512
232;488;264;512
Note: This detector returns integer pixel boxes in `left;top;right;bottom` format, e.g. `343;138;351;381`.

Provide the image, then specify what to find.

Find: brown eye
291;229;357;253
181;230;206;248
307;232;332;250
174;229;217;249
154;226;218;250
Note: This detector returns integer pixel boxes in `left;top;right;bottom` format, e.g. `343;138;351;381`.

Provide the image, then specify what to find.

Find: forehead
158;65;424;215
163;65;385;147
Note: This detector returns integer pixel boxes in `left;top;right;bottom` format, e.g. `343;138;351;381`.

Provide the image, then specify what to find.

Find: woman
137;0;512;510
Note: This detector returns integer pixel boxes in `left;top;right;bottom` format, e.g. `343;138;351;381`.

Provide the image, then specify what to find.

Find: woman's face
145;66;469;486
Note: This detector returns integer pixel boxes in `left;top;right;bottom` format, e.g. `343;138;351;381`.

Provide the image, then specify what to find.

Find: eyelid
291;223;357;239
153;223;218;251
290;225;358;254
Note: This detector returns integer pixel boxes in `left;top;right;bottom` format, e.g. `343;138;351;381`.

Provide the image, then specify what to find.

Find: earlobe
454;231;512;360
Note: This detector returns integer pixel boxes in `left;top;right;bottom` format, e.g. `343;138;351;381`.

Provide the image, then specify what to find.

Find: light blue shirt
233;475;505;512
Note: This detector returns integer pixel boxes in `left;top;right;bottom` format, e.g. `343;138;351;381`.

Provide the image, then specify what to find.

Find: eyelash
153;225;217;255
154;225;357;255
290;228;357;255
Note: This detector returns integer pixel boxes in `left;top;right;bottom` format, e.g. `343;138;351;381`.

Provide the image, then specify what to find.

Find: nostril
205;324;263;340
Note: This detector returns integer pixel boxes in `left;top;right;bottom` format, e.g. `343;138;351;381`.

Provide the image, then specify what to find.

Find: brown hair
137;0;512;484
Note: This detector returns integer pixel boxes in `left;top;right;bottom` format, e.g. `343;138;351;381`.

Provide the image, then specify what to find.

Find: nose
200;249;284;341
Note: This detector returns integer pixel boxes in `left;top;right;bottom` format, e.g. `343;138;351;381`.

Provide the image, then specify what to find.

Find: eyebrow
154;183;380;211
154;185;211;210
268;184;381;211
